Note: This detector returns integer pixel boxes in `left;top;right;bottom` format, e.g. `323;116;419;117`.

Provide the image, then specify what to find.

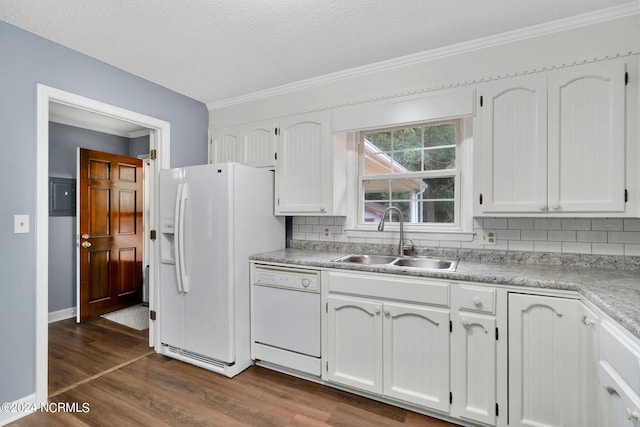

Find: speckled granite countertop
250;248;640;340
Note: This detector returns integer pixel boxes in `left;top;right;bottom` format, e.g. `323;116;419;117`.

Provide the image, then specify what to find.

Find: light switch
14;214;29;234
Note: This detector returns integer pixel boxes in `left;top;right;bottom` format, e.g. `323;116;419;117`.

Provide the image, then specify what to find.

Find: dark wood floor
11;318;458;426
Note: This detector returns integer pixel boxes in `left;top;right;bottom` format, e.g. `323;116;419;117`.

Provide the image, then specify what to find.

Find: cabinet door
238;121;276;168
275;112;328;214
210;129;238;164
327;294;383;394
508;294;580;427
548;62;626;213
479;77;547;213
452;312;496;426
383;302;450;412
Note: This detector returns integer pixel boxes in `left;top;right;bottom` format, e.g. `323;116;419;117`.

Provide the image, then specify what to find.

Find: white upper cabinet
238;120;276;168
210;121;276;168
548;62;626;213
477;60;629;216
209;129;238;164
275;111;346;216
479;77;548;213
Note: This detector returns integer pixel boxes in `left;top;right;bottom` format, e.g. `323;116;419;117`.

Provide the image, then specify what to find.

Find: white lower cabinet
327;294;450;413
451;284;498;426
508;293;581;427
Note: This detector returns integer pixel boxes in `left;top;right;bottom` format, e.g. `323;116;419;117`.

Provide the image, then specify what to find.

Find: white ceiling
0;0;635;105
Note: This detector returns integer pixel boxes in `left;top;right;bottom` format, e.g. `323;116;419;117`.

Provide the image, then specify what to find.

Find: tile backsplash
292;217;640;257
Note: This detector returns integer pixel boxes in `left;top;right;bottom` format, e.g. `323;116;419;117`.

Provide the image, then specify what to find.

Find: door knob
81;241;92;248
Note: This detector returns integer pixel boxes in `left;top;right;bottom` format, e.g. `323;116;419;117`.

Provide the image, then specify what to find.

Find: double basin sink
332;254;458;272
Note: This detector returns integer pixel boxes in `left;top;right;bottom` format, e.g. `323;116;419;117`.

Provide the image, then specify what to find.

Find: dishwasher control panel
254;267;319;292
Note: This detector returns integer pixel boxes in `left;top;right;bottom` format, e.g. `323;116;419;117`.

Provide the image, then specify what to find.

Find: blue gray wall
0;21;208;403
48;122;132;313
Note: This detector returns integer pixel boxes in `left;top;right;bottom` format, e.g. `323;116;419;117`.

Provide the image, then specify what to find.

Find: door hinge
480;95;483;107
479;193;483;205
449;392;453;404
326;302;328;313
274;127;279;136
449;320;453;333
274;152;278;161
150;149;157;160
496;327;499;340
496;403;499;416
625;72;629;86
150;230;157;241
149;310;157;321
625;189;628;203
277;197;280;206
326;361;329;371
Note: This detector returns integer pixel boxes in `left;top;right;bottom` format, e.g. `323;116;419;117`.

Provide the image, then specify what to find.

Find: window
358;120;461;228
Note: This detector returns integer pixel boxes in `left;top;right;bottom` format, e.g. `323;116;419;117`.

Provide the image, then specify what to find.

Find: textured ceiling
0;0;635;104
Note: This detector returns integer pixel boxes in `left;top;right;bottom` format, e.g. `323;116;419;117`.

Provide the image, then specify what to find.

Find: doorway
36;84;171;404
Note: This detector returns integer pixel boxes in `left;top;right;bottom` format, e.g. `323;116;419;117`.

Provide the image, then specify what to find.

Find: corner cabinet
476;60;629;216
508;293;582;427
275;111;346;216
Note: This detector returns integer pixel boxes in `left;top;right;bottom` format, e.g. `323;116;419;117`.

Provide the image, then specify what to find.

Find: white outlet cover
477;229;496;245
14;214;30;234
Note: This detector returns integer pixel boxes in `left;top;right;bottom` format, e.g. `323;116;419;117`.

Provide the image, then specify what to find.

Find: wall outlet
14;214;30;234
319;227;333;240
477;229;496;245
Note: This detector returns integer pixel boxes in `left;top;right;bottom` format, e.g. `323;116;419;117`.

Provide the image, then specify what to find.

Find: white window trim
343;116;474;241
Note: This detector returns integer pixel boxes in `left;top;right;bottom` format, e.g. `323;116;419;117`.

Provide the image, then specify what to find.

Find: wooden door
78;148;143;322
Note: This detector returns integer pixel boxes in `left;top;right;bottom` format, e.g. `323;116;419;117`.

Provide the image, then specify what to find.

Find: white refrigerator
158;162;285;377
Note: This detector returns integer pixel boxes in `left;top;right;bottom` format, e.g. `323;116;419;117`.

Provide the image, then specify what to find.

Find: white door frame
36;84;170;404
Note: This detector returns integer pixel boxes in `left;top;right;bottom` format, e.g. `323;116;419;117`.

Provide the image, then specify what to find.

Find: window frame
349;118;469;235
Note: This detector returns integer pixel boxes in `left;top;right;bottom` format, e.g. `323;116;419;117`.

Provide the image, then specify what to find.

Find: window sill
344;227;475;242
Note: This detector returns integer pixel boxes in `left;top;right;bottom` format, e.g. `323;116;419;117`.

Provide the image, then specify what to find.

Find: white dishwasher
252;265;321;376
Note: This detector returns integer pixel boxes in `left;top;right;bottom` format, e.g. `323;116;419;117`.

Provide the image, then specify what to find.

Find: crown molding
207;1;639;111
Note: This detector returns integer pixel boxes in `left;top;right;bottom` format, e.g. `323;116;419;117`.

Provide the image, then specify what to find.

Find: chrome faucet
378;206;412;256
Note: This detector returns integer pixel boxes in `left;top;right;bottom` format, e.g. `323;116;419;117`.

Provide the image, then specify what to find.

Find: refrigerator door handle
174;183;184;293
177;183;190;293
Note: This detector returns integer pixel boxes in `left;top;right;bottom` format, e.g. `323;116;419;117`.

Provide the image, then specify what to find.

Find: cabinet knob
538;204;547;211
583;316;595;326
81;233;90;239
551;203;561;210
461;318;470;329
81;241;92;248
626;407;640;420
375;308;381;315
383;309;390;316
472;297;482;307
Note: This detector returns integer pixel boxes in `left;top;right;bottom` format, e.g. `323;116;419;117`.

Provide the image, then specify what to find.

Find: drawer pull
472;297;482;307
461;318;470;329
626;408;640;421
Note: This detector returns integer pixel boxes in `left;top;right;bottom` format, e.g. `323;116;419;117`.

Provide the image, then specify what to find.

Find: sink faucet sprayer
378;206;414;256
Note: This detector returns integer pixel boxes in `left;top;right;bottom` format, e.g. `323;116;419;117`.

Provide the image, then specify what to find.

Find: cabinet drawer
328;271;449;306
599;361;640;426
457;285;495;314
601;321;640;396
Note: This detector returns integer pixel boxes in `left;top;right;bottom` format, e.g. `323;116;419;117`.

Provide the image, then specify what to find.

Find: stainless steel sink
390;257;457;271
333;254;399;265
332;254;458;272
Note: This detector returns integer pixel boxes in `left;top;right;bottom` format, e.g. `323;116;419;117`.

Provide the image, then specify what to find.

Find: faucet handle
402;239;416;255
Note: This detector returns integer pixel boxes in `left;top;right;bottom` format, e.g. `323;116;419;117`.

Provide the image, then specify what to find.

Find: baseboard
48;307;76;323
0;393;36;426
